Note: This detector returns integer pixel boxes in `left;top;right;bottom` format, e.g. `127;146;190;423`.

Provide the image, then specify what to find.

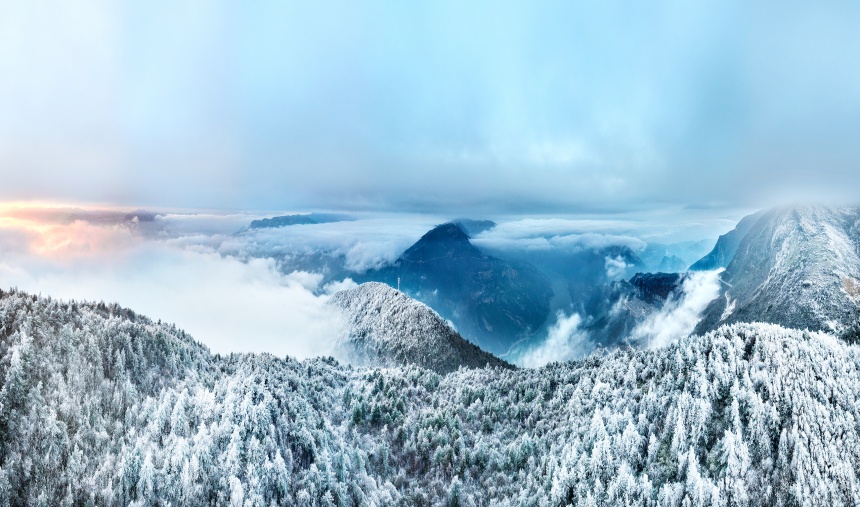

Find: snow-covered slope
329;282;510;373
3;289;860;505
696;205;860;334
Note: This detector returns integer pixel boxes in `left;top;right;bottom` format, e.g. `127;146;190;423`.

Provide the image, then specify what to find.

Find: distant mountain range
248;212;355;229
655;254;689;273
239;205;860;357
639;239;714;271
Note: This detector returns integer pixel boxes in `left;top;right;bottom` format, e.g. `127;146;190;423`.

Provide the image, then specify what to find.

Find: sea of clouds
0;207;727;364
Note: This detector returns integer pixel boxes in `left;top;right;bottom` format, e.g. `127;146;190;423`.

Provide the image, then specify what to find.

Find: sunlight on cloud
0;215;140;257
0;216;348;359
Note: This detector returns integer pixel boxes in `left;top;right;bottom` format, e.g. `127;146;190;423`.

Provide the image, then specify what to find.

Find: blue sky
2;1;860;214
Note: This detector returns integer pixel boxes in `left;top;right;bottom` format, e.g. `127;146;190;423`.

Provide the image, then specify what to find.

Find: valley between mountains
1;205;860;506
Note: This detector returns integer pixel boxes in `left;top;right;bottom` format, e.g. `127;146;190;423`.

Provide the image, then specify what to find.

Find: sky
2;1;860;214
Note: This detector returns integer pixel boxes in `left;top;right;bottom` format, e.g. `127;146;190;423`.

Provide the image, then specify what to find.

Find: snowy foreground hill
1;289;860;506
329;282;510;374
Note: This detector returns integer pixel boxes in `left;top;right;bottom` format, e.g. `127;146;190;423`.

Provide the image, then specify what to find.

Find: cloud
630;269;722;348
0;216;141;259
473;210;760;250
519;312;593;368
473;233;647;254
470;218;647;256
478;218;640;238
604;256;631;279
0;218;348;359
322;278;358;295
285;270;325;292
217;216;443;273
0;224;35;254
5;2;860;213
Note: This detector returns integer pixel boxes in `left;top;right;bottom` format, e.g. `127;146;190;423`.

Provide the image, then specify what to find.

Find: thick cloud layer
2;2;860;213
472;212;745;253
0;206;734;362
519;312;592;368
0;217;347;359
216;216;442;273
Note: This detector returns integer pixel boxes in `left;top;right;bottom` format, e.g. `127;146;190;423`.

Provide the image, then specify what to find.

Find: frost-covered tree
0;288;860;505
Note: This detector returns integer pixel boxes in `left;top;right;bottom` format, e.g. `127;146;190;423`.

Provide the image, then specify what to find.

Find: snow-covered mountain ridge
696;205;860;335
329;282;510;373
2;288;860;504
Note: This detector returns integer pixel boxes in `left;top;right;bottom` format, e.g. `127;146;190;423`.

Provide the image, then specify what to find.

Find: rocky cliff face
581;272;686;348
629;272;684;304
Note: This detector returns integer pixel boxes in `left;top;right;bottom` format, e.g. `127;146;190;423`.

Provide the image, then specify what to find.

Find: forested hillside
329;282;510;374
1;289;859;506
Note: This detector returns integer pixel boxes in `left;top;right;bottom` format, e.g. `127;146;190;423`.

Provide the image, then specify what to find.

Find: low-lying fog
0;205;741;365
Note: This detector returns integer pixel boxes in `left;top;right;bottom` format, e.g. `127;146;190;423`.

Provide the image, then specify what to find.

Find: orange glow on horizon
0;207;141;259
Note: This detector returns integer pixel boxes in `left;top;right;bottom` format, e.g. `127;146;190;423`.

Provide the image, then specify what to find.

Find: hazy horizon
0;199;745;360
4;1;860;215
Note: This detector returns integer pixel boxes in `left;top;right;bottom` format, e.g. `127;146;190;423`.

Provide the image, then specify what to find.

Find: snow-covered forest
1;288;859;506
